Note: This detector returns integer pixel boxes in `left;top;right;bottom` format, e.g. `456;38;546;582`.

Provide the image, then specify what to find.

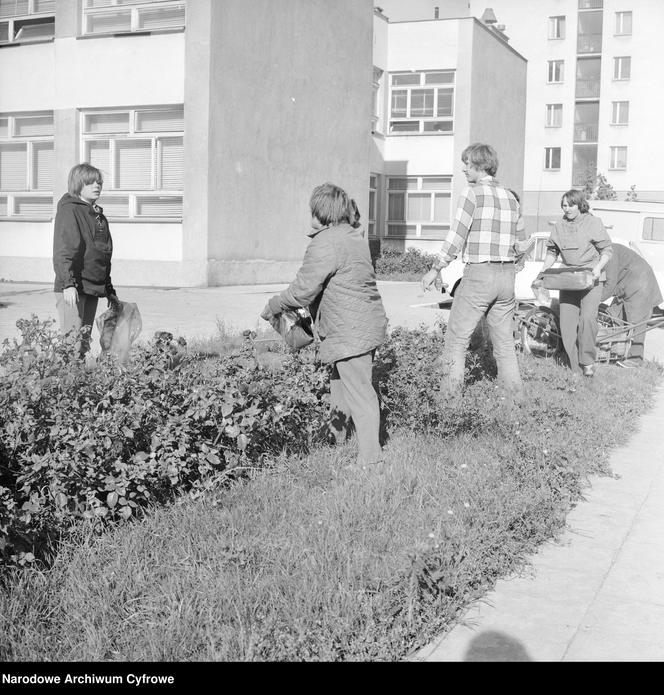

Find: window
611;101;629;125
549;16;565;39
389;71;455;134
82;0;186;37
81;105;184;219
386;176;452;237
609;146;627;170
544;147;561;170
546;104;563;127
643;218;664;242
577;9;603;54
547;60;564;84
368;174;378;237
0;111;54;219
614;56;631;80
0;0;55;45
615;11;632;35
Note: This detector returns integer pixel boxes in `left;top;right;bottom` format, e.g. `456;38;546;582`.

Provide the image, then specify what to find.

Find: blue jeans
439;262;523;397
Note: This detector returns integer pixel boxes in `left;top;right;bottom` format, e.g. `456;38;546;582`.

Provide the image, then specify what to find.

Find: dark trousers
55;292;99;355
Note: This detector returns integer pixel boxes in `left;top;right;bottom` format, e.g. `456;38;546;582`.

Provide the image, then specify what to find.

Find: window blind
86;140;111;181
136;195;182;217
15;114;54;137
14;195;52;217
32;141;53;190
0;196;6;215
0;142;27;190
85;112;130;135
138;3;185;30
0;1;29;19
116;139;152;190
136;106;184;132
97;195;129;217
86;10;132;34
159;136;183;189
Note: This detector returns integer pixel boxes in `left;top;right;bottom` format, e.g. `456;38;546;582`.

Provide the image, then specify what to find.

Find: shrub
374;247;439;278
0;317;331;562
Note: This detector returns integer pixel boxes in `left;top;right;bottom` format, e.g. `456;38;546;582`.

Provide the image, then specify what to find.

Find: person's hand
591;267;601;281
260;304;275;322
63;286;78;308
422;268;441;292
107;293;120;310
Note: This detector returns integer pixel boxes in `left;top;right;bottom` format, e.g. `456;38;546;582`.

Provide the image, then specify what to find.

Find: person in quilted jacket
261;183;388;466
53;163;119;356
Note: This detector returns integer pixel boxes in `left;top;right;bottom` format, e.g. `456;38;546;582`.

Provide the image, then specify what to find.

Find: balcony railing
579;0;603;9
576;78;601;98
577;33;602;54
574;123;599;142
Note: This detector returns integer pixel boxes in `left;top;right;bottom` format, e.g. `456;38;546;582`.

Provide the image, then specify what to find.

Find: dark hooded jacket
53;193;115;297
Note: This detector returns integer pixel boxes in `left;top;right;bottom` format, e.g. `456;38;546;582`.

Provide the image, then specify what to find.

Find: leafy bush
0;317;330;562
374;247;439;278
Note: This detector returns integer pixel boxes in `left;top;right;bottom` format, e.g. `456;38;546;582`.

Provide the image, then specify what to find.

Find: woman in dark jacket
53;163;118;355
261;183;388;465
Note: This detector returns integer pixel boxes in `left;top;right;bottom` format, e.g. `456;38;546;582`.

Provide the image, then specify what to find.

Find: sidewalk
415;384;664;662
2;280;664;661
0;281;442;347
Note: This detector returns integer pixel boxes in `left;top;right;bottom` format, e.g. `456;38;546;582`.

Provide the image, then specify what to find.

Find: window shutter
159;136;183;190
388;193;405;221
433;194;451;223
32;141;53;190
0;142;27;190
116;139;153;190
86;140;111;182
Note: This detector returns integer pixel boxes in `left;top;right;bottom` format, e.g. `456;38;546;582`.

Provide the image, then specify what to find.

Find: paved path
415;386;664;661
0;281;442;348
2;279;664;661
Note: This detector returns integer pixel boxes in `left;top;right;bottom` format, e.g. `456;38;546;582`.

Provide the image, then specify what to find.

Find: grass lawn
1;352;660;662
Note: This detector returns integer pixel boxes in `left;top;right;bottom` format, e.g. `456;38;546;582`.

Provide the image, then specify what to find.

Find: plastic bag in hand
96;301;142;363
269;308;314;350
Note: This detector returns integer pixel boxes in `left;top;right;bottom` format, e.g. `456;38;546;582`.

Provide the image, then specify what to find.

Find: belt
476;260;515;265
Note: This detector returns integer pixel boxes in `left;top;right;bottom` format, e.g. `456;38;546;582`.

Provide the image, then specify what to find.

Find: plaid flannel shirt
433;178;522;269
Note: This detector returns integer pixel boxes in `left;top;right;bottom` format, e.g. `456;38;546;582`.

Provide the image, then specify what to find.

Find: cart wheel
520;306;562;357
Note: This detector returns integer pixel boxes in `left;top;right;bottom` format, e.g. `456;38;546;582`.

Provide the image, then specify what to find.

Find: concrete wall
467;19;526;196
205;0;373;285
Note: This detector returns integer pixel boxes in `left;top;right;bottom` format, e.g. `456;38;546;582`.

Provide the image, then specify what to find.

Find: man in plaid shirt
422;143;524;400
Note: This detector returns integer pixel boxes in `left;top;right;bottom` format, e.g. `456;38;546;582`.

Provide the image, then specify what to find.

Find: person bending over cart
602;243;664;368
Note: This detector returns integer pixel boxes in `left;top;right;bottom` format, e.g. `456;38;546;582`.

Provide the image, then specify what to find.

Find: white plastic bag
96;301;142;363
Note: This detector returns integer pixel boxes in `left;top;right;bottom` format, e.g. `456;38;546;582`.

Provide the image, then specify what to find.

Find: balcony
577;33;602;54
579;0;603;9
576;79;601;98
574;123;599;142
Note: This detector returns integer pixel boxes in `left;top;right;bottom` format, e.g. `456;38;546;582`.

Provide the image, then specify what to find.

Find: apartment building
0;0;373;287
380;0;664;233
369;8;527;253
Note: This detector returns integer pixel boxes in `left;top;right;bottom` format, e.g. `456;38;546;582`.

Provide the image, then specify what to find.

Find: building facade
0;0;373;287
369;8;527;253
380;0;664;234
